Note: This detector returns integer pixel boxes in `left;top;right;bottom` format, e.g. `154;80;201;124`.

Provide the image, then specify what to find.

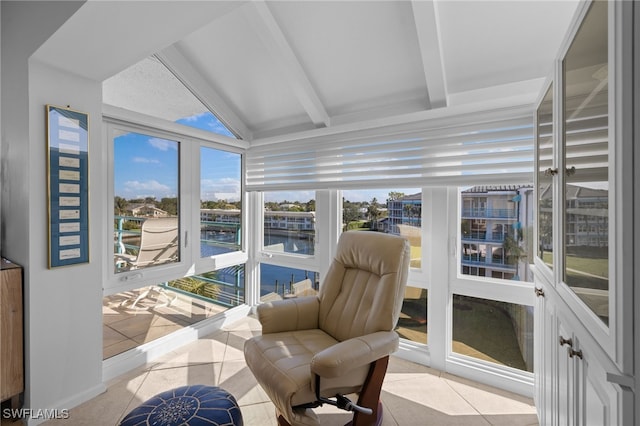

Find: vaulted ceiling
34;0;580;142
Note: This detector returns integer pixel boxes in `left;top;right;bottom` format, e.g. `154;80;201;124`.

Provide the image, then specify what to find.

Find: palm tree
114;196;128;215
502;230;525;265
368;197;380;229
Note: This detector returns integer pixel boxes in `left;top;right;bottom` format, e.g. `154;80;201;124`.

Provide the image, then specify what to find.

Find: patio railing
114;216;244;307
114;215;242;255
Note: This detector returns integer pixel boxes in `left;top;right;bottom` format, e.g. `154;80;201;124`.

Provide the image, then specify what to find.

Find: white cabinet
535;276;628;426
533;1;636;424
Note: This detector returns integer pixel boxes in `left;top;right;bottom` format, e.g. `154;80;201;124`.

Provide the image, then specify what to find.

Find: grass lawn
453;296;529;372
542;251;608;290
409;245;422;268
395;292;531;372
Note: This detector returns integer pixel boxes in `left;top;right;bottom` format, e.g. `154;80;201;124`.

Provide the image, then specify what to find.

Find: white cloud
201;178;241;201
132;157;160;164
123;180;173;198
213;192;241;201
148;137;177;151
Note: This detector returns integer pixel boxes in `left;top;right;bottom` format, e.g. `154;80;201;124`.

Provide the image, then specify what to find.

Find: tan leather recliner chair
244;231;410;426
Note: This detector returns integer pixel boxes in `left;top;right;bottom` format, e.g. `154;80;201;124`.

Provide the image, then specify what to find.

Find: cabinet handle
535;287;545;297
568;348;583;359
565;166;576;176
544;167;558;176
559;336;573;347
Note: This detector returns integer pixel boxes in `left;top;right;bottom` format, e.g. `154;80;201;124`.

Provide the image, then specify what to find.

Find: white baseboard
395;339;430;366
446;354;534;398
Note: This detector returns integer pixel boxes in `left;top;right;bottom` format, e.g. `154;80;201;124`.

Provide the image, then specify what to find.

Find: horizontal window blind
564;95;609;183
246;105;534;191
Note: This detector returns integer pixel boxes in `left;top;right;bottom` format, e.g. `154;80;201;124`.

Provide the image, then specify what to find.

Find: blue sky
114;111;416;204
114;112;241;202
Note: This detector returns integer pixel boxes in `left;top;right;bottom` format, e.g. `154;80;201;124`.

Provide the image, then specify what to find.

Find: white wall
2;2;104;424
27;59;105;422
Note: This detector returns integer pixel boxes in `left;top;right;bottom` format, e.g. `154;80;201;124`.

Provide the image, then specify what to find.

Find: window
167;265;245;308
256;191;319;302
113;131;180;273
452;295;533;373
200;147;242;257
259;264;318;301
397;286;427;345
536;85;554;270
562;1;609;324
341;188;427;346
107;118;245;296
342;188;423;269
459;186;533;282
103;56;237;139
263;191;316;256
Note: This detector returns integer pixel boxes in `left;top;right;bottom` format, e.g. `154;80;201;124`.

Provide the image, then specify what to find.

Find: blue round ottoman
120;385;243;426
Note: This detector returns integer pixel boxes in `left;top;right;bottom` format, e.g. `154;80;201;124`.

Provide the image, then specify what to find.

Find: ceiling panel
176;3;312;135
267;0;429;117
437;0;580;94
87;1;583;141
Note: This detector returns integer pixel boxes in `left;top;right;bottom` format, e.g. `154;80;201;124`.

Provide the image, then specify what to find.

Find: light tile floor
103;286;227;359
43;316;538;426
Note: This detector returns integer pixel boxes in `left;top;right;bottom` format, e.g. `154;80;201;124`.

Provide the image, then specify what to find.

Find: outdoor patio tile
102;324;129;347
130;316;187;344
103;338;138;360
110;313;155;339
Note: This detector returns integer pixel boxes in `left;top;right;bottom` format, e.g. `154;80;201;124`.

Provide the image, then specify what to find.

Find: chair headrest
334;231;409;276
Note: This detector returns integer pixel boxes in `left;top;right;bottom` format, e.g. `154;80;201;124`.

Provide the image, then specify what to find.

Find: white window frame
255;191;321;296
103;111;247;296
445;187;535;396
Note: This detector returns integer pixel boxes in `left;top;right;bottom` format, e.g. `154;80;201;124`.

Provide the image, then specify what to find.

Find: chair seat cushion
244;329;369;408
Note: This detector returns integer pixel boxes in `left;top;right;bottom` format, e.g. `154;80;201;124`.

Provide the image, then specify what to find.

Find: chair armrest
257;296;320;334
311;331;399;378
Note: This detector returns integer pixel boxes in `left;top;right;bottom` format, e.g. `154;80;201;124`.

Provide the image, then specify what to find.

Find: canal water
201;232;316;296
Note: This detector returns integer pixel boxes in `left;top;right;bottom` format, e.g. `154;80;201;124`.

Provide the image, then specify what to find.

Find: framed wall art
46;105;89;268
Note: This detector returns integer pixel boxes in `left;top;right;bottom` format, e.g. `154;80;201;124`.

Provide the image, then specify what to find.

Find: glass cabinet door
536;84;554;271
562;0;609;325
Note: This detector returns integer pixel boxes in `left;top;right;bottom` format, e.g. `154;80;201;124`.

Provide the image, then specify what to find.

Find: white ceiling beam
411;0;448;109
156;45;253;141
247;1;330;128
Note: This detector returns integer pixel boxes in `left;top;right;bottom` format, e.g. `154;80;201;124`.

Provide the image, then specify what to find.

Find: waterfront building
128;204;169;218
199;209;315;232
264;210;315;232
460;185;533;281
387;193;422;233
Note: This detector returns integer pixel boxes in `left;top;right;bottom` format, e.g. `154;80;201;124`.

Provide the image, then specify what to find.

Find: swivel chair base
276;356;389;426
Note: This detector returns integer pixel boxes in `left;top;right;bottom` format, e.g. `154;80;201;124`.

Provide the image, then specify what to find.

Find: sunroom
1;1;638;425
